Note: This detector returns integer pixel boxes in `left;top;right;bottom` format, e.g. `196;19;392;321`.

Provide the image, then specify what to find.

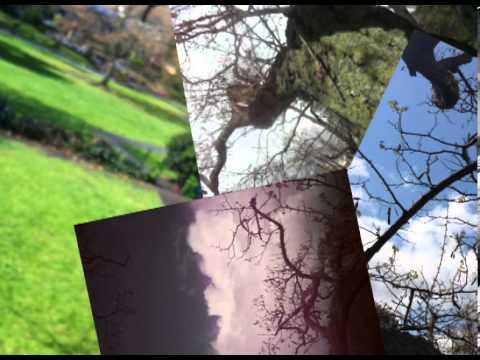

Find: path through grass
0;30;189;148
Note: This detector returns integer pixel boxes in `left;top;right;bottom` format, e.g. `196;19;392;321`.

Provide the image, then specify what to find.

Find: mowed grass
0;30;189;147
0;137;161;354
0;11;91;67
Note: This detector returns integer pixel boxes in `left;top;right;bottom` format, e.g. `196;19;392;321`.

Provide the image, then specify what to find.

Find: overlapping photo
170;5;476;196
0;4;477;356
347;31;477;354
75;169;385;355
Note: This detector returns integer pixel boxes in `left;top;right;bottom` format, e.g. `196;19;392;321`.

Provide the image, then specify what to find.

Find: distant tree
1;5;59;25
54;6;174;91
141;5;157;23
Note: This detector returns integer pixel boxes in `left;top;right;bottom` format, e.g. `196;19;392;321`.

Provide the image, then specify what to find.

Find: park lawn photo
0;5;199;355
0;137;161;354
0;31;187;148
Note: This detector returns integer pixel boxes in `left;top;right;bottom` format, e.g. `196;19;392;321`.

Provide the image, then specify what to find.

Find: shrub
0;96;153;184
0;96;198;198
163;132;201;199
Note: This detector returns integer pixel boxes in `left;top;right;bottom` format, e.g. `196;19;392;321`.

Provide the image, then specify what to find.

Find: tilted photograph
75;170;385;355
170;5;476;196
0;5;200;354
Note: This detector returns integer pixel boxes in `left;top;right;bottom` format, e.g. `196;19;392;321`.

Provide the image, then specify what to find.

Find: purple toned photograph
75;169;384;355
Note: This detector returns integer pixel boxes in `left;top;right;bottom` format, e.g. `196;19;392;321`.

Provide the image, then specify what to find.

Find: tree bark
141;5;156;22
99;61;116;88
248;5;475;131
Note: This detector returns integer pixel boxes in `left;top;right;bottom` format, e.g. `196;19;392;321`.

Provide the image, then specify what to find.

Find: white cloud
350;185;381;218
348;156;370;179
187;204;289;354
357;215;389;250
186;185;338;354
361;200;477;308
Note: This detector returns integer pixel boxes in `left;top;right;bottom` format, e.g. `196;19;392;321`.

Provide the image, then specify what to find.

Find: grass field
0;137;161;354
0;31;188;148
0;11;92;67
0;12;193;354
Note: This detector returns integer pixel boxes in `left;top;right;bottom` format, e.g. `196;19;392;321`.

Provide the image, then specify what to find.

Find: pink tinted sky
187;174;358;354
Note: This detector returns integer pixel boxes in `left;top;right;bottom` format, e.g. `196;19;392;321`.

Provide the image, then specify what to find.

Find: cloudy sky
77;170;383;355
174;6;291;194
188;181;324;354
347;40;477;310
187;171;383;354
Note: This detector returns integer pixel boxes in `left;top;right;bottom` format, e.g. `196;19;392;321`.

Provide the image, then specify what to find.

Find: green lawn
110;82;188;124
0;11;91;68
0;30;189;148
0;137;161;354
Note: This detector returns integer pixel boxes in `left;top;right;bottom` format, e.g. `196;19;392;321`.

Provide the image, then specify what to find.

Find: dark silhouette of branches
77;240;136;353
207;47;476;354
172;5;477;353
213;173;383;354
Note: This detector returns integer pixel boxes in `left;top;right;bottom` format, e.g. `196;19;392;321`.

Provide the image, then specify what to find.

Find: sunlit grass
0;31;189;148
0;137;161;354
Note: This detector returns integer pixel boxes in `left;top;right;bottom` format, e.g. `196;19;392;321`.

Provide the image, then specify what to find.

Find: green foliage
19;6;47;28
128;50;146;70
164;72;187;103
181;174;202;199
0;99;171;185
0;5;23;18
277;26;407;137
110;81;188;122
0;30;195;197
0;13;194;354
2;5;57;28
163;132;201;199
414;5;476;50
0;136;160;355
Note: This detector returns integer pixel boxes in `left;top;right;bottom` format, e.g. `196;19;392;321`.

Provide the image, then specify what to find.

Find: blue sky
348;41;477;224
347;39;477;309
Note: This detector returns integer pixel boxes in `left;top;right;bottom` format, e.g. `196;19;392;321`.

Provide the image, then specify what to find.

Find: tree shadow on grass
0;36;69;82
110;88;188;125
0;86;86;133
0;88;184;191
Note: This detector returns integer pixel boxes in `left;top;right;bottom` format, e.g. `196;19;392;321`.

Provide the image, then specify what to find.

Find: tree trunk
99;61;116;88
141;5;156;22
248;5;475;131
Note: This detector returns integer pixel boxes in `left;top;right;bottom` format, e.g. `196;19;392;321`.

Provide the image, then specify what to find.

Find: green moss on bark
277;26;406;134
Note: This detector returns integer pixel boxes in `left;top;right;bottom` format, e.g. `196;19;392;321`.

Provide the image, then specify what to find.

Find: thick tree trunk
248;5;474;131
249;5;415;131
402;31;472;109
